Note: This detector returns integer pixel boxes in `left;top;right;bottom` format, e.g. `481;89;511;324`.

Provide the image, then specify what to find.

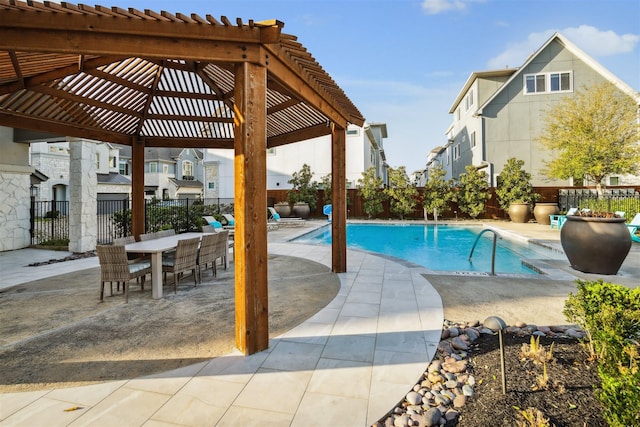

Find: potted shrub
561;210;631;275
495;158;539;223
286;164;318;219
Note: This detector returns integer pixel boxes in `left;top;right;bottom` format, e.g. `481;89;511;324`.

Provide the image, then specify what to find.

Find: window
465;90;474;110
163;164;169;174
470;131;476;148
182;161;193;177
109;156;116;168
453;144;460;160
346;128;359;136
609;177;619;186
149;162;158;173
524;72;572;94
208;182;215;189
95;153;100;168
550;72;571;92
119;161;129;175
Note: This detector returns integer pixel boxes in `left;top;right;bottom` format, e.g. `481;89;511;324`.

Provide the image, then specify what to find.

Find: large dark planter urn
560;216;631;275
507;203;531;223
292;202;311;219
533;203;559;225
274;202;291;218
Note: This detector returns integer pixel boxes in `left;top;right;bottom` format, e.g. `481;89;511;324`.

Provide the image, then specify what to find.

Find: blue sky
91;0;639;173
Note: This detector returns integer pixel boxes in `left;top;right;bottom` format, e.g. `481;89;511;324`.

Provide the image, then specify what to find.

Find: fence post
30;196;35;245
122;198;129;237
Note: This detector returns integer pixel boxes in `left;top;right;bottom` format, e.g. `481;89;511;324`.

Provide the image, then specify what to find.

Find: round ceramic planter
507;203;531;223
292;202;311;219
274;202;291;218
533;203;559;225
560;215;631;275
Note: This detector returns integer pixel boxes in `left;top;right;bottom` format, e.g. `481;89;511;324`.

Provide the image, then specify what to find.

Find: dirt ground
0;254;340;392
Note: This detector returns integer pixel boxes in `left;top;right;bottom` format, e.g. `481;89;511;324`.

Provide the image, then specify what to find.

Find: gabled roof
0;1;365;148
169;178;203;188
476;32;640;115
448;69;517;114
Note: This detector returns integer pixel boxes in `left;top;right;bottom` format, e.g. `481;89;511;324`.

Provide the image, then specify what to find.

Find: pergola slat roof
0;0;364;147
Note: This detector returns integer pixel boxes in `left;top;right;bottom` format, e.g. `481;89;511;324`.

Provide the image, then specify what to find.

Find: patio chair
550;207;578;229
140;229;175;241
162;237;200;293
112;235;146;289
197;233;218;281
212;229;231;271
96;245;151;303
627;213;640;243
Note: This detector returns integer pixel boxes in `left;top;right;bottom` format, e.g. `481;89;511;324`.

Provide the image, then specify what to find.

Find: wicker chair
212;230;230;271
162;237;200;293
96;245;152;303
197;233;218;282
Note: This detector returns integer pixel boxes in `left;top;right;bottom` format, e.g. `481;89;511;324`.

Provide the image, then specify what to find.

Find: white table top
124;232;207;253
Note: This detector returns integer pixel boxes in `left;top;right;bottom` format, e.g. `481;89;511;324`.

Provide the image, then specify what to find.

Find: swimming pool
293;223;563;275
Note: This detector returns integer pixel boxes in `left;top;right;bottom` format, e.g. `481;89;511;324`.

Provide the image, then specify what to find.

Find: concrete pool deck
1;220;638;426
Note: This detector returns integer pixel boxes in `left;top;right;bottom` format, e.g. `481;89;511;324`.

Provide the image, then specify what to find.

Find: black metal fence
558;188;640;217
30;190;640;246
32;198;234;245
30;199;70;245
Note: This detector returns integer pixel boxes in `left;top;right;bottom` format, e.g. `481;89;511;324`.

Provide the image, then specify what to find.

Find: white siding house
203;123;389;199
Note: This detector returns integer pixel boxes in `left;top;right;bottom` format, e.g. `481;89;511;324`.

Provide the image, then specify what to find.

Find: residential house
117;147;204;200
433;32;640;187
203;122;389;200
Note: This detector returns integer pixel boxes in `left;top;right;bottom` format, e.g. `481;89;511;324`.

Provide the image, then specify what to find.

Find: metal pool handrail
468;229;502;275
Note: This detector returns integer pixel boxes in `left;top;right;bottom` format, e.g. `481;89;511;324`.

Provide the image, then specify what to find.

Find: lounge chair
267;207;281;222
627;213;640;243
221;213;235;228
202;215;223;229
550;207;578;229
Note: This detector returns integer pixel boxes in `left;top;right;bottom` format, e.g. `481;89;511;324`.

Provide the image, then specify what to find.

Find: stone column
68;138;97;253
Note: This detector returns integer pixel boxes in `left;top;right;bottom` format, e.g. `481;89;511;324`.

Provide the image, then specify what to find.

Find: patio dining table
125;232;209;299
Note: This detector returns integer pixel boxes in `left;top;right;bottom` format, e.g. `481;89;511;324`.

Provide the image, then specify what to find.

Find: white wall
204;124;376;198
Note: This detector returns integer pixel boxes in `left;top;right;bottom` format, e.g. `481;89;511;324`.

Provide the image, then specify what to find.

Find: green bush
564;279;640;426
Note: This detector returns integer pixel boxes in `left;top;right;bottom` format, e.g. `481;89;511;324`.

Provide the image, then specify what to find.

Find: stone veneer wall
203;161;220;199
68;139;97;253
0;170;31;251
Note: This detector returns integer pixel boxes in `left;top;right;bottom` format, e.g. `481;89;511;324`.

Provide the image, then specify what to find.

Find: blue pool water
294;223;562;274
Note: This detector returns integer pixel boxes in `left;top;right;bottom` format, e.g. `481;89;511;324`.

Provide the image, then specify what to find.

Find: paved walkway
1;220;638;426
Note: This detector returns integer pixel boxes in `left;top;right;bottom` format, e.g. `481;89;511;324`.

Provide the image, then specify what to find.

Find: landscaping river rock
372;319;587;427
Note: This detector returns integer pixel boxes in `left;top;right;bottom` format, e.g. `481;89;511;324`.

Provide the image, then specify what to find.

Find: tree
287;164;318;211
538;82;640;194
358;167;385;219
495;157;539;210
385;166;418;220
422;163;453;221
320;173;332;205
452;164;491;219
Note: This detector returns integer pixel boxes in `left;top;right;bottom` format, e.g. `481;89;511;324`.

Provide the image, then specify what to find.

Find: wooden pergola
0;1;364;355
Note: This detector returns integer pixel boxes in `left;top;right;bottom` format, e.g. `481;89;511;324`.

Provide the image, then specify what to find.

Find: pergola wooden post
234;61;269;354
131;138;146;239
331;123;347;273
